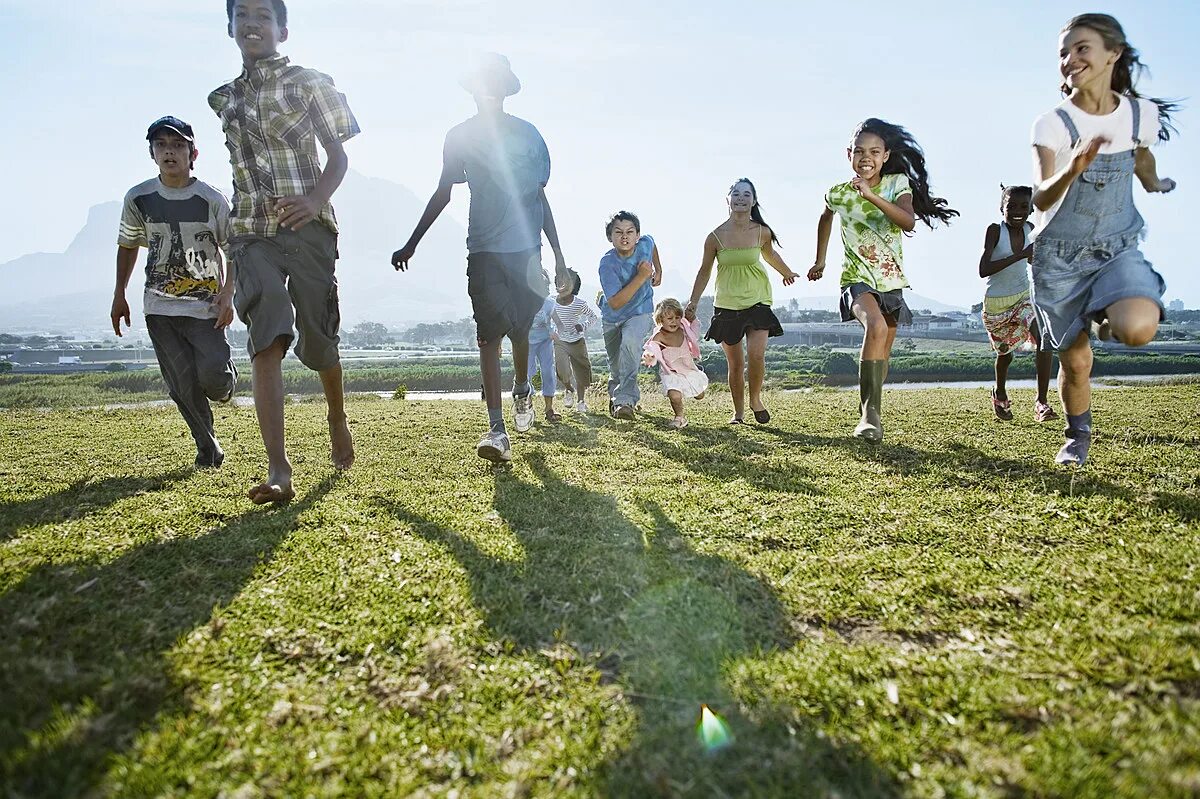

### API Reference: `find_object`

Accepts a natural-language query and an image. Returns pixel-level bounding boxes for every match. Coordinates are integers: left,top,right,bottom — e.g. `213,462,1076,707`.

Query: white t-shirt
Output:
1030,94,1160,231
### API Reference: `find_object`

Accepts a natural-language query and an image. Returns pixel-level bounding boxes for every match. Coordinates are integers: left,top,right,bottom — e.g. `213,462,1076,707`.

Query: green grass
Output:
1,387,1198,797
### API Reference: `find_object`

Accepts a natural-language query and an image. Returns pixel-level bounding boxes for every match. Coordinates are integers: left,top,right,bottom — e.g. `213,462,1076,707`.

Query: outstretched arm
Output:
540,188,568,279
1134,147,1176,194
808,207,835,281
392,177,454,271
759,228,798,285
685,233,719,319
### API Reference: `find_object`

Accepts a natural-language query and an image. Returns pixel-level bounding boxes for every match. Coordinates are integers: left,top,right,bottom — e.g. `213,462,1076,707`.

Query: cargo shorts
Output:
231,223,341,370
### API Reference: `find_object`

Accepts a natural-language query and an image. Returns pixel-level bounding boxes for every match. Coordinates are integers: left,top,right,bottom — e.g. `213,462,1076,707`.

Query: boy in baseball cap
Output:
113,115,237,468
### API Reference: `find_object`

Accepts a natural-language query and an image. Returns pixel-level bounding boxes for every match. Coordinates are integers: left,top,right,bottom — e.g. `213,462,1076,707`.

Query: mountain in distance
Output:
0,170,965,334
0,170,474,334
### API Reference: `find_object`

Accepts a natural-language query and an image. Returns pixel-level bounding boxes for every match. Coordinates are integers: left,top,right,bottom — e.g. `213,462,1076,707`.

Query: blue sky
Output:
1,0,1197,307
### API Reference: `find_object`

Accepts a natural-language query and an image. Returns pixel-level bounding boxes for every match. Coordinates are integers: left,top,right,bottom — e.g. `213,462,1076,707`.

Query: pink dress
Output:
642,318,709,399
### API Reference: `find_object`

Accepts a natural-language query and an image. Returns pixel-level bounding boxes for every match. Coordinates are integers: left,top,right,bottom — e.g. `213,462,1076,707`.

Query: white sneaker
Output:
563,389,575,409
576,400,589,414
513,392,534,433
476,430,512,463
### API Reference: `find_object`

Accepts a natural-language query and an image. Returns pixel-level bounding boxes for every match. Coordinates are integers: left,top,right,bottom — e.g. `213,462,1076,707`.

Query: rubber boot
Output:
853,360,885,443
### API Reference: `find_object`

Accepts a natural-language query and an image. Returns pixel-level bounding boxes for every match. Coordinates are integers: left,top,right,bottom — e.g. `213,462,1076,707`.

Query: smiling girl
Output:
809,119,957,443
643,298,708,429
685,179,798,425
1030,13,1177,466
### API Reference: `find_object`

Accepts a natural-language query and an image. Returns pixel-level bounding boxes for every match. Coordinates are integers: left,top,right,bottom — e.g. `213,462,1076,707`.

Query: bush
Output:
392,383,407,400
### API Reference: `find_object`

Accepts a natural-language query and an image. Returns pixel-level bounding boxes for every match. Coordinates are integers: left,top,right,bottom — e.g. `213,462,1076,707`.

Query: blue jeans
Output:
527,336,556,397
603,313,652,407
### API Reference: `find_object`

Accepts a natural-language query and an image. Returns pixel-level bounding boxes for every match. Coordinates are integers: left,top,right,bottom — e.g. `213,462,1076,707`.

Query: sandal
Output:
669,416,688,429
729,416,745,425
752,407,771,424
545,410,562,423
991,388,1013,421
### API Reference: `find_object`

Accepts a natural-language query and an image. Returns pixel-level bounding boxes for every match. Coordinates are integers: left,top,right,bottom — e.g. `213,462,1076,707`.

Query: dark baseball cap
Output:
146,116,195,142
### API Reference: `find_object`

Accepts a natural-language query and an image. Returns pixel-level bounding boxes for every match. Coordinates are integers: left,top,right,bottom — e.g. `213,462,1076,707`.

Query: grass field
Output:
1,386,1198,797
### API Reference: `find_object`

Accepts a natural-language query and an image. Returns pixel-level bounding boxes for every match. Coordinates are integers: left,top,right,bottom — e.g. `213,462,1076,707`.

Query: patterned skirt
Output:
982,291,1037,354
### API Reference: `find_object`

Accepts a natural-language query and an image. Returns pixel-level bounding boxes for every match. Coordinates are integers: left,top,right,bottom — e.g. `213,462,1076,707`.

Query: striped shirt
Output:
208,54,360,238
551,297,600,343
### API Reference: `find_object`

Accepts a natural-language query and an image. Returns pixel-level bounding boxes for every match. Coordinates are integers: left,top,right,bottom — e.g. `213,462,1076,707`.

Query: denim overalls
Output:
1030,99,1166,351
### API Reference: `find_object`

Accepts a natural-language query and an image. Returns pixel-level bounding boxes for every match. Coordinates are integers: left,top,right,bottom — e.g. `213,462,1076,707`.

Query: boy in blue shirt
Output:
598,211,662,419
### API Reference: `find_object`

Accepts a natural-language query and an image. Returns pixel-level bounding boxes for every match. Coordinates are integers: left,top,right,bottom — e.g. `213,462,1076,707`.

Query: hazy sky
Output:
1,0,1197,307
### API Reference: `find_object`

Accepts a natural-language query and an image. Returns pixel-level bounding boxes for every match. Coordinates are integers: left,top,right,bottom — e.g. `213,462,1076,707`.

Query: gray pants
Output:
146,314,236,456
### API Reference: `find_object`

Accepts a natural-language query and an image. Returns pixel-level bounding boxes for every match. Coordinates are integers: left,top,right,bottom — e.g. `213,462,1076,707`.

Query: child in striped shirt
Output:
551,269,600,413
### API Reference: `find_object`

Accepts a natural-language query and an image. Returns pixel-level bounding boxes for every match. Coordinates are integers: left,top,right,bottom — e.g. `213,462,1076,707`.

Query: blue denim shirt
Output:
598,235,655,325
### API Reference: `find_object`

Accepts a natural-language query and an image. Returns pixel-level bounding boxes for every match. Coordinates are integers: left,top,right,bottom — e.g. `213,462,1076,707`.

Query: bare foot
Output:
248,475,295,505
329,413,355,470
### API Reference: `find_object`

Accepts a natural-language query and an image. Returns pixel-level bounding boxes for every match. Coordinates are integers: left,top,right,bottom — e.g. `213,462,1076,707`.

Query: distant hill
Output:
0,171,965,333
0,171,473,333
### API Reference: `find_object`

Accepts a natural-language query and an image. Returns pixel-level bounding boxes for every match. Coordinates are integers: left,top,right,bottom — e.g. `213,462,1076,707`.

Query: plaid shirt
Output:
208,54,360,238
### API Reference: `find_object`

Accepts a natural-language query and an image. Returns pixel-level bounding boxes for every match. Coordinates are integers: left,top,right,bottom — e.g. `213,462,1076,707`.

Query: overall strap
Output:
711,230,724,249
1055,108,1081,148
1129,96,1142,145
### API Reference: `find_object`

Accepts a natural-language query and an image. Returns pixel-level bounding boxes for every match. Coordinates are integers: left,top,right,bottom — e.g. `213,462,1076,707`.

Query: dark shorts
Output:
839,283,913,326
231,223,341,371
467,248,547,346
704,303,783,345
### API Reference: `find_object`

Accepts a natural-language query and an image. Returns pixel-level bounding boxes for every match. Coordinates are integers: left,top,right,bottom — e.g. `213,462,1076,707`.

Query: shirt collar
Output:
240,53,289,81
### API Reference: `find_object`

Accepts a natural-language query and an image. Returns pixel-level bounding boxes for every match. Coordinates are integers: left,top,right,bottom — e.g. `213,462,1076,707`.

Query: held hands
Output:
684,300,697,322
391,242,417,272
807,264,826,282
274,195,320,231
212,290,235,329
554,250,569,285
110,294,131,337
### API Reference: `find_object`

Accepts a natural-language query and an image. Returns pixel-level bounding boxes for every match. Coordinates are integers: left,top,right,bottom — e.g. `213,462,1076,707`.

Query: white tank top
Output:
985,221,1033,298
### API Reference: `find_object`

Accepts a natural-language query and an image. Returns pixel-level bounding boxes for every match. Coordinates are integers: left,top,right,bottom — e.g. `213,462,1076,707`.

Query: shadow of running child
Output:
374,453,898,796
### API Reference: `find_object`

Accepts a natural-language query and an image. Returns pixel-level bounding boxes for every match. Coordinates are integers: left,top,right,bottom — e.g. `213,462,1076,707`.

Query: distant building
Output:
1169,299,1185,312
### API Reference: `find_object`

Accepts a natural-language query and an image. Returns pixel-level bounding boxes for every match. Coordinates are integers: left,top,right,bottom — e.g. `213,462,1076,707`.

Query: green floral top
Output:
825,173,913,292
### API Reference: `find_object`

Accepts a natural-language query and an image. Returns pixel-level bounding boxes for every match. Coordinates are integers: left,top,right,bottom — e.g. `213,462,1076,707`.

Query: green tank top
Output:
713,234,773,311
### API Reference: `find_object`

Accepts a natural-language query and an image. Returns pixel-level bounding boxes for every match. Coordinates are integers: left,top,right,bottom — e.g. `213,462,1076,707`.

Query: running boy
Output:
392,52,569,464
113,116,236,469
210,0,360,503
599,211,662,419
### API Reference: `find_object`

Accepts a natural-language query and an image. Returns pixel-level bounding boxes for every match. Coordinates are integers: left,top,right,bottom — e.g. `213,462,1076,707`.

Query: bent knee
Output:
1111,319,1158,347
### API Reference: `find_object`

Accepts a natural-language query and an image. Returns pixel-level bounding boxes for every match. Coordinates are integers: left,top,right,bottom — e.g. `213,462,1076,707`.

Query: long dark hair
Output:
729,178,780,246
853,119,958,229
1060,14,1179,142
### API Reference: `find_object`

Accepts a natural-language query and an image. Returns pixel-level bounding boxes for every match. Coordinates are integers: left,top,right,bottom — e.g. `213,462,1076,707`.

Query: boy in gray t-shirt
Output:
113,116,237,468
393,53,569,464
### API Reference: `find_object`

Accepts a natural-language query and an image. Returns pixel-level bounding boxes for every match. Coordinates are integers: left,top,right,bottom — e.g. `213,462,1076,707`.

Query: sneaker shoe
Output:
669,416,688,429
563,389,575,410
609,398,616,417
1034,401,1059,422
476,430,512,463
576,400,590,414
614,404,635,420
991,388,1013,421
513,392,534,433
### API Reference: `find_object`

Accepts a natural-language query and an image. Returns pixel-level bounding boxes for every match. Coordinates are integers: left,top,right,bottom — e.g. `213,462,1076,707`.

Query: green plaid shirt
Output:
208,54,360,238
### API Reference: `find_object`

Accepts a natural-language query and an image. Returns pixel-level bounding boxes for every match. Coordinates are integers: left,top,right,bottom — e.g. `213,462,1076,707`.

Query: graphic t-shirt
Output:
442,113,551,255
825,173,913,292
598,235,656,324
1030,95,1161,231
118,178,231,319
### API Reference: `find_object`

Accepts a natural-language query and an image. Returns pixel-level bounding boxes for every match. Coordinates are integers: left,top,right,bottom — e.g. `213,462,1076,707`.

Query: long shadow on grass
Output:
0,475,340,797
756,426,1200,522
0,469,193,543
375,455,897,796
624,423,822,496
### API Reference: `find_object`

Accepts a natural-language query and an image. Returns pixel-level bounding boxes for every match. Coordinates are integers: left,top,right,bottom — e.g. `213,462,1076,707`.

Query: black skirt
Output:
704,303,784,345
839,283,913,326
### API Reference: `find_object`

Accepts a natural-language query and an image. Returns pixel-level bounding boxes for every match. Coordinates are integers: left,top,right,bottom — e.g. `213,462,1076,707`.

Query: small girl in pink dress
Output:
642,298,709,428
